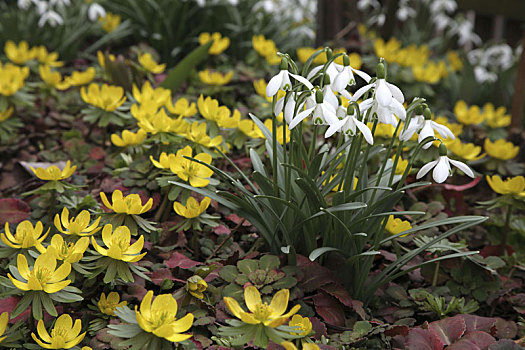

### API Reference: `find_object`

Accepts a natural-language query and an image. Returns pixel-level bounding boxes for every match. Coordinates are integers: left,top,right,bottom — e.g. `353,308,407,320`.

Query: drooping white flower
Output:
307,58,371,94
288,90,338,129
417,144,474,183
88,3,106,21
266,69,313,97
325,105,374,144
38,10,64,27
400,107,454,148
274,92,305,124
17,0,32,10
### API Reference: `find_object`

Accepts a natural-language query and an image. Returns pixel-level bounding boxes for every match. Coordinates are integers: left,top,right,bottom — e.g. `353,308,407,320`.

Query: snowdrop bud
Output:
376,62,386,79
438,143,448,156
414,105,424,115
423,107,432,120
280,57,288,71
323,73,331,85
347,104,355,115
325,47,333,60
343,54,350,67
315,89,324,104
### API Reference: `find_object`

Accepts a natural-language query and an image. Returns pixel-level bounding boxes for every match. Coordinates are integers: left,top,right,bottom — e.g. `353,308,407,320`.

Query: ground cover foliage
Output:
0,0,524,349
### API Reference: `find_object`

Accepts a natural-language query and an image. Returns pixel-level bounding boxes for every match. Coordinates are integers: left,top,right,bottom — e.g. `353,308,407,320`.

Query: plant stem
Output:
432,261,440,287
154,191,169,223
501,204,513,255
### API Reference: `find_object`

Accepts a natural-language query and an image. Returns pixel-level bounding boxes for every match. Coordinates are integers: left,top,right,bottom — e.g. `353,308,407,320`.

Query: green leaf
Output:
161,42,212,92
219,266,239,283
237,259,259,274
259,255,280,270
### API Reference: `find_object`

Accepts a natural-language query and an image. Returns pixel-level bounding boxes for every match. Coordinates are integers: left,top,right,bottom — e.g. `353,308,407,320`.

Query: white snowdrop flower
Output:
38,10,64,27
307,58,370,93
266,62,314,98
288,89,338,129
88,3,106,21
34,0,47,15
357,0,380,10
17,0,32,10
399,113,424,141
325,104,374,144
429,0,457,14
417,143,474,183
396,0,416,22
274,92,305,125
418,110,455,149
473,66,497,83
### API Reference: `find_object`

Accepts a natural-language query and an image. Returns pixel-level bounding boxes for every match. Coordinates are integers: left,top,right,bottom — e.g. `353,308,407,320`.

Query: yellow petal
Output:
268,288,289,317
244,286,262,314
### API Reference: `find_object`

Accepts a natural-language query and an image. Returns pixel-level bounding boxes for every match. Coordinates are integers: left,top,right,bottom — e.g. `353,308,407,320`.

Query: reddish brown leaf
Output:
310,316,328,340
428,315,466,346
442,176,482,191
225,214,251,226
385,325,409,337
321,282,366,319
164,252,201,269
462,314,497,333
213,224,231,235
494,318,517,339
447,331,496,350
406,328,444,350
149,268,176,286
0,297,30,323
0,198,30,225
297,255,334,293
312,292,345,327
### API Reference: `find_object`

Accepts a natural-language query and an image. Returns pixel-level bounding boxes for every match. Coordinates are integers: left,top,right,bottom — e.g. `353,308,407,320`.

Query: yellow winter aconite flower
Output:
297,47,323,64
4,40,34,64
486,175,525,196
484,139,519,160
81,83,127,112
447,51,463,71
97,50,116,69
31,314,85,349
264,119,290,145
199,32,230,55
197,95,240,128
239,119,264,139
132,81,171,108
224,286,300,327
135,106,189,135
138,53,166,74
0,312,7,343
0,62,30,96
99,12,120,32
135,290,194,342
32,46,63,67
385,215,412,236
252,35,280,64
38,65,70,90
38,234,89,264
369,122,395,138
0,106,14,122
154,146,214,187
8,253,71,293
174,197,211,219
1,220,49,250
186,275,208,299
198,69,233,86
454,100,485,125
184,121,223,148
412,61,447,84
54,207,101,237
111,129,147,147
483,103,511,128
31,160,76,181
374,38,402,63
165,97,197,117
445,139,484,161
98,292,127,316
392,156,409,175
100,190,153,215
66,67,95,86
281,342,320,350
289,315,312,336
91,224,146,262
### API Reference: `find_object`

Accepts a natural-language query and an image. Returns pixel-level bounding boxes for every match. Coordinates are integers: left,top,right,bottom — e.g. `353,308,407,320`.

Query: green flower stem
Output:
154,191,170,223
501,204,513,255
432,260,441,287
272,95,279,196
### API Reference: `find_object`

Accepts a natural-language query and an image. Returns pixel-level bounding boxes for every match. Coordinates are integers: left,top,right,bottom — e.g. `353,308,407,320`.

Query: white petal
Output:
355,119,374,145
274,96,285,116
352,68,372,83
351,83,374,102
386,82,404,103
323,86,339,110
281,72,292,91
390,99,406,120
288,107,315,129
432,156,451,183
359,98,374,112
306,65,323,80
284,98,298,125
321,104,339,124
340,89,353,100
449,159,475,178
375,79,393,107
431,121,455,139
266,70,284,97
325,118,347,138
419,122,435,148
416,159,438,179
289,72,314,90
333,70,351,92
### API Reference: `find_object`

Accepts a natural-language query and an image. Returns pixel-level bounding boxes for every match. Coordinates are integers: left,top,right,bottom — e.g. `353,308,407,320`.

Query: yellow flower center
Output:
151,310,172,329
35,267,52,283
253,303,272,322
